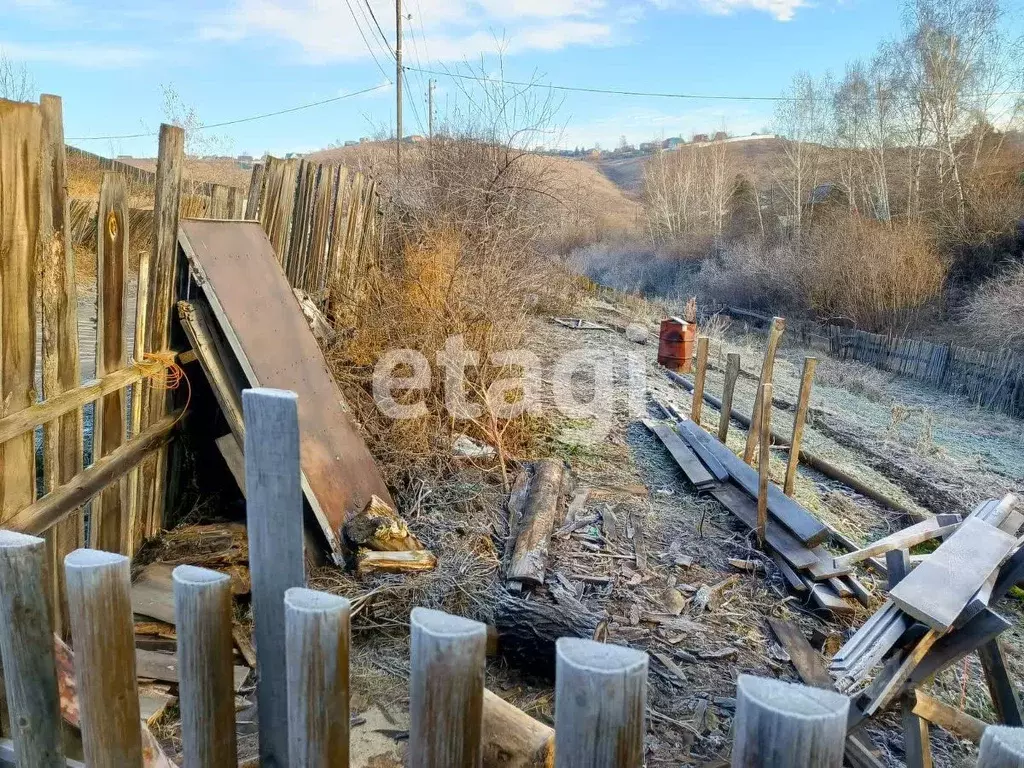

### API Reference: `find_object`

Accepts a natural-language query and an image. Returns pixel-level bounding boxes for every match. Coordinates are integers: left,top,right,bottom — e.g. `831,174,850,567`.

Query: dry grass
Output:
963,263,1024,352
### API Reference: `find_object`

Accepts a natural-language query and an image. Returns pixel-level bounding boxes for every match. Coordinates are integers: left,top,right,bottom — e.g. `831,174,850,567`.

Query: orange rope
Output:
140,351,192,427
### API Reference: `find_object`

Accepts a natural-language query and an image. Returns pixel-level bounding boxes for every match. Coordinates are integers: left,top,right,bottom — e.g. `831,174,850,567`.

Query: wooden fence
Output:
66,145,235,200
719,306,1024,420
247,155,382,312
0,386,1023,766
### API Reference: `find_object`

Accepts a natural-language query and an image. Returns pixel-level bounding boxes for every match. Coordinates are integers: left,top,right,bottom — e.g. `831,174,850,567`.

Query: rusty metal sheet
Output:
177,219,393,558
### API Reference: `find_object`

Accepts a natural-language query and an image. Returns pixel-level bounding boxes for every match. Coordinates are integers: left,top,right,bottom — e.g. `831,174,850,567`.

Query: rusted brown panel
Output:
178,219,394,557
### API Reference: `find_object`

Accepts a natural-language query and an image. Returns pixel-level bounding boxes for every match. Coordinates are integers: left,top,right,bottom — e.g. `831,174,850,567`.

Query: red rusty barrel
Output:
658,317,695,372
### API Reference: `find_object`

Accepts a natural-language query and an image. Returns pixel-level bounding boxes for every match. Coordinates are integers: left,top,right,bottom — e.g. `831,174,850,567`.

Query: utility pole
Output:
427,79,435,140
395,0,403,177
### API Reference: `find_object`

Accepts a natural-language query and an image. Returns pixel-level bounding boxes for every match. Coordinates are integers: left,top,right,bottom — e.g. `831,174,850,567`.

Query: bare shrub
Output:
963,263,1024,350
568,237,697,299
803,214,946,331
0,50,33,101
692,239,806,314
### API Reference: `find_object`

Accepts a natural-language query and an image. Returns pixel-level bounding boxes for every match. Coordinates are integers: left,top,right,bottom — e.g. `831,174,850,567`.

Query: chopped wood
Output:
233,625,257,668
829,515,962,571
356,549,437,575
343,495,425,552
652,651,689,685
662,588,688,616
482,689,554,768
891,518,1017,631
506,459,566,586
493,592,601,674
602,506,619,543
698,647,738,661
693,575,738,612
645,420,715,489
801,575,856,616
728,558,763,572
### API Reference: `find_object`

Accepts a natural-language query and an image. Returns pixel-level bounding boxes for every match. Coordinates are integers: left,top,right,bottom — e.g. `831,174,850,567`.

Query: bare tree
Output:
0,50,34,101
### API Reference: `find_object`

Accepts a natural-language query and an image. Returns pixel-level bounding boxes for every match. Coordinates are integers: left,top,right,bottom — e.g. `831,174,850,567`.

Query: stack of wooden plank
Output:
645,415,870,616
830,496,1024,744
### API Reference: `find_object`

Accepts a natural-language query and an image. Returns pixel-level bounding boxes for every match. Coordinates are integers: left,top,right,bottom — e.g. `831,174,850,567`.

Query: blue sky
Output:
1,0,927,157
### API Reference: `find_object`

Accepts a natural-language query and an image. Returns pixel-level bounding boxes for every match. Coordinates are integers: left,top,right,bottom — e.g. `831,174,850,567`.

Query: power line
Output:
66,83,390,141
406,65,1024,102
363,0,392,53
343,0,392,80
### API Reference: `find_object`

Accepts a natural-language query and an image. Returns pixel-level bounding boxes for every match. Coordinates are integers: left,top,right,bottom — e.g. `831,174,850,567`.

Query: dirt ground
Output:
318,291,1024,768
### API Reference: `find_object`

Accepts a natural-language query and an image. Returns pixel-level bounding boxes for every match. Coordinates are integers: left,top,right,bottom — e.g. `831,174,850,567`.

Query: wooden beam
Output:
675,418,729,482
864,630,940,716
912,691,987,744
708,484,818,570
691,336,710,424
718,353,740,443
744,317,785,464
177,301,246,439
757,382,772,546
979,640,1024,727
4,413,179,537
784,357,816,497
506,460,565,586
645,421,715,489
91,171,130,553
902,697,933,768
827,516,961,573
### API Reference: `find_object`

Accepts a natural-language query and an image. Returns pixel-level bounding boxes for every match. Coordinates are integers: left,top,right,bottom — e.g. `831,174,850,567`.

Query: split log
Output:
506,460,566,586
344,495,425,552
357,549,437,575
482,689,554,768
493,592,601,676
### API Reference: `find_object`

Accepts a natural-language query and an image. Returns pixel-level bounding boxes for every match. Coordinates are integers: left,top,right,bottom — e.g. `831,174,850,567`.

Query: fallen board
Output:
891,517,1017,631
708,484,818,571
644,421,716,489
674,418,729,482
679,418,828,546
135,648,249,690
178,219,394,557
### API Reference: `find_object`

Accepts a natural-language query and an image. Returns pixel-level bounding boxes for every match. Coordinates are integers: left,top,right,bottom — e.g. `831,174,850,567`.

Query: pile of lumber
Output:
822,495,1024,762
646,414,869,616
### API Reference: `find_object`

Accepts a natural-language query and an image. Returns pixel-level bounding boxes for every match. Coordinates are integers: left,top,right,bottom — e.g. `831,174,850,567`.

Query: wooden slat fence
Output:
0,95,252,641
0,385,1023,766
66,145,238,200
247,156,381,314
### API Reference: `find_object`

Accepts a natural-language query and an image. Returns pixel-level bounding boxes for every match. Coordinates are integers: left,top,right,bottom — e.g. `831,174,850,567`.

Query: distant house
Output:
692,133,710,144
344,140,359,147
713,131,729,141
663,137,684,149
639,141,660,153
236,154,254,169
403,135,426,143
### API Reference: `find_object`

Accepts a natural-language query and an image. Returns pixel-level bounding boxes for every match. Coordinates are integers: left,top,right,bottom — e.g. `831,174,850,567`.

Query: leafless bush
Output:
963,263,1024,350
692,239,806,314
568,237,697,299
0,51,33,101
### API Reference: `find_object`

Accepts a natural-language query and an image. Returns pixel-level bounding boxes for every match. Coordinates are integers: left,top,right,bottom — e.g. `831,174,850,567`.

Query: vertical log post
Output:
126,248,151,557
691,336,710,425
173,565,237,768
244,388,305,767
978,725,1024,767
554,638,647,768
756,383,773,546
285,588,351,767
92,171,129,553
783,357,817,497
134,124,184,547
744,317,785,464
0,532,64,766
732,675,848,768
64,549,142,767
718,353,740,443
409,607,486,768
38,94,83,639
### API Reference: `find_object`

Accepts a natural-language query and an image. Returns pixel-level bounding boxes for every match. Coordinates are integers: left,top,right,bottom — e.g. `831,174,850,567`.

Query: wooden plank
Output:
0,100,41,530
126,246,151,555
912,691,986,744
909,608,1011,686
135,123,184,544
91,171,130,553
863,629,940,716
805,578,856,616
134,648,249,690
645,421,715,489
675,418,729,482
131,562,176,624
681,418,828,546
179,220,394,556
38,94,83,640
784,357,816,497
771,552,807,592
244,162,265,220
743,317,785,463
244,388,306,767
177,301,246,439
708,485,818,570
891,518,1017,631
172,565,237,767
718,352,740,443
827,516,961,573
208,184,231,219
4,413,178,537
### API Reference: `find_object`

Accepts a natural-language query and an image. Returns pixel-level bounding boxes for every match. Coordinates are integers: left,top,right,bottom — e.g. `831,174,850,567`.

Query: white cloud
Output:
654,0,809,22
0,41,154,67
199,0,615,64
